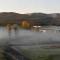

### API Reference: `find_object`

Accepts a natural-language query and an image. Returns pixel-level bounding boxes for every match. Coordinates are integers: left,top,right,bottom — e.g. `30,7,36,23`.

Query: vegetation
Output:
0,48,6,60
0,12,60,26
20,48,60,60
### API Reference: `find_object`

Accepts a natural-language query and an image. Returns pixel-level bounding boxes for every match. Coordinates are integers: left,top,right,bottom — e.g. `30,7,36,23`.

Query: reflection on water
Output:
0,26,60,46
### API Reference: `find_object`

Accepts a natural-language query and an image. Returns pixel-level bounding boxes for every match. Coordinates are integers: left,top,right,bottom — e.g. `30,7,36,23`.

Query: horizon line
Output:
0,11,60,14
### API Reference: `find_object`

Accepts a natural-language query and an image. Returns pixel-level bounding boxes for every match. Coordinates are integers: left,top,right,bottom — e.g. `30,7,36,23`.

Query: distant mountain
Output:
0,12,60,26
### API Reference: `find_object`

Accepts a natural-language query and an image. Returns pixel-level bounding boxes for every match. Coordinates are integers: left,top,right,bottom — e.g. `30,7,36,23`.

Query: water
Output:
0,26,60,46
0,26,59,48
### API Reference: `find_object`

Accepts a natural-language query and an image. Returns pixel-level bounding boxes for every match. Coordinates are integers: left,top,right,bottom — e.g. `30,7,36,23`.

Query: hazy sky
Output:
0,0,60,14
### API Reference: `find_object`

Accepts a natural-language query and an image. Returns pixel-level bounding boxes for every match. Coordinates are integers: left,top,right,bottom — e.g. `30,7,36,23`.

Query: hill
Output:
0,12,60,26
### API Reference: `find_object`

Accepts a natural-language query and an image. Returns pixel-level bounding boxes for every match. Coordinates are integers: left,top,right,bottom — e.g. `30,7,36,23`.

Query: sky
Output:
0,0,60,14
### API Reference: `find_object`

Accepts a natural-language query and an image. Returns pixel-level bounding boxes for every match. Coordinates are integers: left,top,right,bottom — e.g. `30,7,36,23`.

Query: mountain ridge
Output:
0,12,60,26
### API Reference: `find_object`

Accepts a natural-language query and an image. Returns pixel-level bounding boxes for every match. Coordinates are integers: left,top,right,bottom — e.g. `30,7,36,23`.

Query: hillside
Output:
0,12,60,26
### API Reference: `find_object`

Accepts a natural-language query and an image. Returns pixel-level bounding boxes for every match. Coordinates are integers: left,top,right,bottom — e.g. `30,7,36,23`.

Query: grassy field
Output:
20,47,60,60
0,46,60,60
0,48,6,60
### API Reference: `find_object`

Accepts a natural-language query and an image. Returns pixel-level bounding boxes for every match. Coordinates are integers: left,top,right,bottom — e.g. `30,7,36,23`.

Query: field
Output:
19,46,60,60
0,48,6,60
